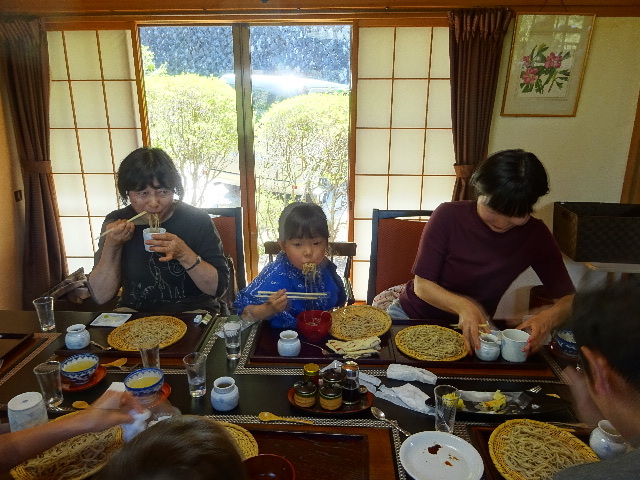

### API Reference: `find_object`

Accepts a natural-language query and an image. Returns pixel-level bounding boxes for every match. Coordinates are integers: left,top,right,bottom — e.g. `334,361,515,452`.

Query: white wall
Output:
492,17,640,318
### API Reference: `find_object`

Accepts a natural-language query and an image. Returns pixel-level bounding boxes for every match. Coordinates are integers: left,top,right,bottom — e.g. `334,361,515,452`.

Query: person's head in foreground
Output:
471,149,549,233
571,278,640,443
98,415,247,480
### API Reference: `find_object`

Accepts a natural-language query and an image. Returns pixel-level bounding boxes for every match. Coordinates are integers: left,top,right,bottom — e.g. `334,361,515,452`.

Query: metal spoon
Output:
258,411,314,425
91,340,113,351
371,407,412,436
300,341,333,356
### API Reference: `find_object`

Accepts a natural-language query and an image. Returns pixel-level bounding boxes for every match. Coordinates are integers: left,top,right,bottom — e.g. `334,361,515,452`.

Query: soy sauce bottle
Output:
341,361,360,405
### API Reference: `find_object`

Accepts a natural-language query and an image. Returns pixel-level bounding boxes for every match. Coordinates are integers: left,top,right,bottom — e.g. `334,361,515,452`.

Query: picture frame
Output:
501,13,595,117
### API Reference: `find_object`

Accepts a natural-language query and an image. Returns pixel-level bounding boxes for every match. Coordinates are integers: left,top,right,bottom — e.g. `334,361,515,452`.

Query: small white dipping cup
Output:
501,329,530,362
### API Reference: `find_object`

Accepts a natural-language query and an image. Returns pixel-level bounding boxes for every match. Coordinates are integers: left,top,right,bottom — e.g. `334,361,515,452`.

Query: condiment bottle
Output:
319,384,342,411
341,361,360,405
303,363,320,385
293,363,318,408
293,380,317,408
322,367,342,387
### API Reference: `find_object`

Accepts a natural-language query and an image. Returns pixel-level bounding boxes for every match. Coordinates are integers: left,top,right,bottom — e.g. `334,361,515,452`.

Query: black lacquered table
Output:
0,310,581,480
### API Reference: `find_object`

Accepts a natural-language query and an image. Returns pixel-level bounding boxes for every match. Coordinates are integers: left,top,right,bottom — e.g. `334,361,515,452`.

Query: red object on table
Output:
244,454,295,480
296,310,331,343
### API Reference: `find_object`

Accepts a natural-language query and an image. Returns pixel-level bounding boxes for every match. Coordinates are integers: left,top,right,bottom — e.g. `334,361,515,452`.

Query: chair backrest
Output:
205,207,247,291
263,241,357,305
367,209,432,305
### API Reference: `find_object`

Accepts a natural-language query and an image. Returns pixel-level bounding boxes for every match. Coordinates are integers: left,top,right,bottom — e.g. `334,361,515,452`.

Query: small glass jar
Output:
319,384,342,411
303,363,320,385
293,380,317,408
322,368,342,387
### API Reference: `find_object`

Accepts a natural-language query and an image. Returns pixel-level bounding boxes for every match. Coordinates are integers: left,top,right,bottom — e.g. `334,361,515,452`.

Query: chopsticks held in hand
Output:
450,323,488,329
256,290,328,299
96,211,148,239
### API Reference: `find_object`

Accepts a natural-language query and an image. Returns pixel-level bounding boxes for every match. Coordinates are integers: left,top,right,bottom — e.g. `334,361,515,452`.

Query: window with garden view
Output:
140,25,351,273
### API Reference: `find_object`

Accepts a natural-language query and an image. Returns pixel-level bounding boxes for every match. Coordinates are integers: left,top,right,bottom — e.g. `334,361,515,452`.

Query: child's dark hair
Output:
278,202,329,241
117,147,184,204
97,415,246,480
470,149,549,217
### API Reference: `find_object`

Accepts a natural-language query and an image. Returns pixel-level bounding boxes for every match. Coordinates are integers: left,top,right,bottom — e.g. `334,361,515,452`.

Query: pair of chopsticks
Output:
450,323,488,329
256,290,328,299
96,211,148,239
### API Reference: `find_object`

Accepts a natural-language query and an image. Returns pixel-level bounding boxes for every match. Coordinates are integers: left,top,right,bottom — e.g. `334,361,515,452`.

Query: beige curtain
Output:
0,16,67,308
448,8,514,200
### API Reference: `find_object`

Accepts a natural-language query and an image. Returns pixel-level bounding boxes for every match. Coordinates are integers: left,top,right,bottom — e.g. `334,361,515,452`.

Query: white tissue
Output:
107,382,126,392
121,409,152,442
374,384,433,415
387,364,437,385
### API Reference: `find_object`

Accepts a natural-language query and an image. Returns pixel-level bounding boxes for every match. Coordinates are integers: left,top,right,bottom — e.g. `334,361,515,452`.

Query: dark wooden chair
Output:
205,208,247,313
264,241,357,305
367,209,432,305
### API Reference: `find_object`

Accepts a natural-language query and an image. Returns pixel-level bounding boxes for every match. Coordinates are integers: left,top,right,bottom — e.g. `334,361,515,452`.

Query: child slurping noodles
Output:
233,202,347,329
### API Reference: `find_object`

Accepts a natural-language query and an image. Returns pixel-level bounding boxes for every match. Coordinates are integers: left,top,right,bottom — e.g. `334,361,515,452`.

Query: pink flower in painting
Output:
522,55,532,67
521,68,539,84
544,52,563,69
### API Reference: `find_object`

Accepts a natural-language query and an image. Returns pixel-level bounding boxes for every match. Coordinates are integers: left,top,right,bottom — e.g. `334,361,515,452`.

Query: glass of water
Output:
182,352,207,398
434,384,459,433
223,319,242,359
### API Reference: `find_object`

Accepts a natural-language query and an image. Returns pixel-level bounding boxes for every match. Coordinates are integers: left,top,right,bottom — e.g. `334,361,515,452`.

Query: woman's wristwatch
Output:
185,255,201,272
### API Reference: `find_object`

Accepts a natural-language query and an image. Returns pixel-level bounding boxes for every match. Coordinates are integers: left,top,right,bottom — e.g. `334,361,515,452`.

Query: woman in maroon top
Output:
393,149,575,355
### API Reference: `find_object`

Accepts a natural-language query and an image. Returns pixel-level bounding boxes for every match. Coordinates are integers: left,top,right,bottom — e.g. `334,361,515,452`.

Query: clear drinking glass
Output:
139,342,161,369
223,320,242,360
434,384,459,433
33,361,63,407
32,296,55,331
183,352,207,398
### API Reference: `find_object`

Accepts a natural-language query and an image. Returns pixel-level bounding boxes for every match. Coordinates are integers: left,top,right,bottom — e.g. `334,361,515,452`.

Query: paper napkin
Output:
375,383,434,415
326,336,381,359
387,364,437,384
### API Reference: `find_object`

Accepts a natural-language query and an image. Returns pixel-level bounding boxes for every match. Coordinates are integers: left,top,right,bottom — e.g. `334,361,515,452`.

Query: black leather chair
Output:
205,208,247,312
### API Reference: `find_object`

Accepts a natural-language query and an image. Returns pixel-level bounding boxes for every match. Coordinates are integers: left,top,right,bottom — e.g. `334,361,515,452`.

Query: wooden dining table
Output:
0,309,583,480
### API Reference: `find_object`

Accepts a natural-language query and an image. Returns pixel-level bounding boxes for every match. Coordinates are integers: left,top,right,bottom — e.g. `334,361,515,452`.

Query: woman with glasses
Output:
89,147,229,314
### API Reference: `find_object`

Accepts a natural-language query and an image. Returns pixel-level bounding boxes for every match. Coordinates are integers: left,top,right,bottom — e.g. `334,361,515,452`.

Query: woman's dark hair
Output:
117,147,184,204
278,202,329,241
571,278,640,393
470,149,549,217
97,415,247,480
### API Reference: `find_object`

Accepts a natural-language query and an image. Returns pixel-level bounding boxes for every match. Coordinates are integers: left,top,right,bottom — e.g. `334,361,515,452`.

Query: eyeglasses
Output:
128,188,173,200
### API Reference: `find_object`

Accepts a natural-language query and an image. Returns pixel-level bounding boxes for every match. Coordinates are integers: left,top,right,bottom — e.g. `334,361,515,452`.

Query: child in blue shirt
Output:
234,202,346,329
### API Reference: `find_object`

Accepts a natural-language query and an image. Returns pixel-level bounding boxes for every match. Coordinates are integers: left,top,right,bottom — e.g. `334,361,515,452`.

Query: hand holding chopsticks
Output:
96,211,148,239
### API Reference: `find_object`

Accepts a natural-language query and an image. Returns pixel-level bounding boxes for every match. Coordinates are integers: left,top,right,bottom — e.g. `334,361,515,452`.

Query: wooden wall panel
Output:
3,0,640,17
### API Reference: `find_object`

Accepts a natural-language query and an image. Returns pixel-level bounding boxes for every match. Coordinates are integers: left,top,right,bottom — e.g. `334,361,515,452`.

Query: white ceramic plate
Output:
399,431,484,480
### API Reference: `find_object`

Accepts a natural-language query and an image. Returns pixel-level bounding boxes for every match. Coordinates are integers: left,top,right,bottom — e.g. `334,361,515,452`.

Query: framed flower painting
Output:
501,14,595,117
